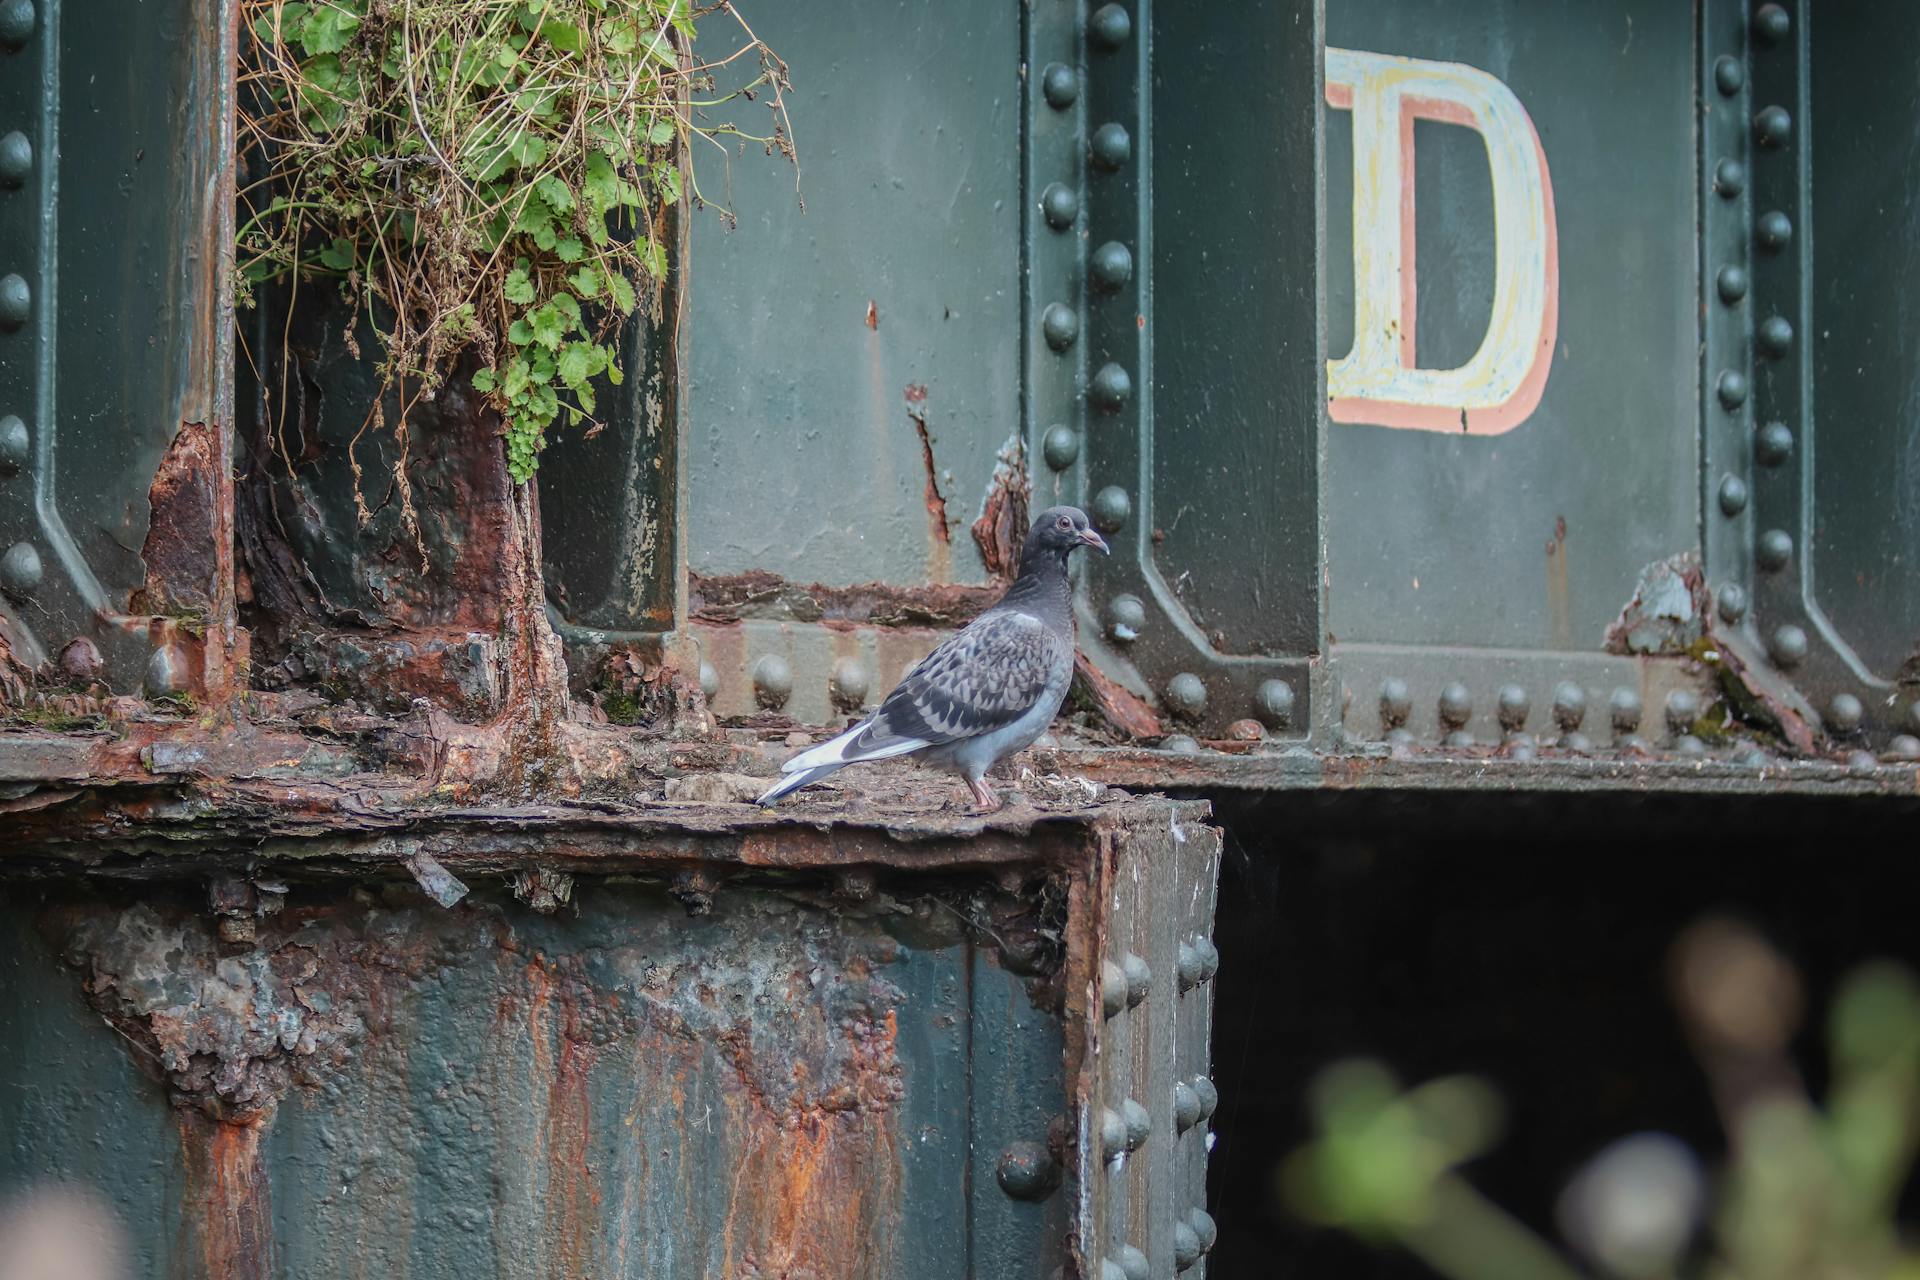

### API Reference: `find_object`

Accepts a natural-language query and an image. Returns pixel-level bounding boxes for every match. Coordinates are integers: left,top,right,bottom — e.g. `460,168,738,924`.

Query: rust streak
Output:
903,386,952,585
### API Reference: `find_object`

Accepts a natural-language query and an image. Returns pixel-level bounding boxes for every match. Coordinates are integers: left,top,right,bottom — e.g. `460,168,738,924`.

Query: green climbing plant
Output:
237,0,792,486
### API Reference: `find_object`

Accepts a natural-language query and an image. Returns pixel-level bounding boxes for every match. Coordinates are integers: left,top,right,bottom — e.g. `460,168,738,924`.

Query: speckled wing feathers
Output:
849,609,1068,757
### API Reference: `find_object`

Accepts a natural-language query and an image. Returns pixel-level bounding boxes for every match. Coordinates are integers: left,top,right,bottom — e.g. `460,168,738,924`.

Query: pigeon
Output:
757,505,1109,811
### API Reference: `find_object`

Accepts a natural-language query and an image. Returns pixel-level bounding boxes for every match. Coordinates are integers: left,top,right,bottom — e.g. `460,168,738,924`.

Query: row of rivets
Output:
1176,936,1219,990
1372,678,1722,751
725,653,881,714
1100,1098,1151,1159
1144,672,1295,734
0,9,36,607
1100,951,1152,1018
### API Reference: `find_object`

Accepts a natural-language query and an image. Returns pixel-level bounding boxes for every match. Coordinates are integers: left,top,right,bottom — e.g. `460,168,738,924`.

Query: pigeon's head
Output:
1024,506,1109,565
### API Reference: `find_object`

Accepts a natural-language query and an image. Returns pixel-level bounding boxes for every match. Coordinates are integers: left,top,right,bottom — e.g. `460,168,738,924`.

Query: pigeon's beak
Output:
1078,528,1110,555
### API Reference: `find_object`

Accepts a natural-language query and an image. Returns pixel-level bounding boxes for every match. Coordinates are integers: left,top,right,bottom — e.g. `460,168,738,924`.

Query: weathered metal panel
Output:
1323,0,1698,653
684,1,1022,589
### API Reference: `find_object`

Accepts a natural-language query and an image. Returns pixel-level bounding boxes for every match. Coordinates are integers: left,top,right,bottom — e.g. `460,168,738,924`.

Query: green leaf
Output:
531,218,559,252
555,237,586,264
575,380,597,415
502,357,531,398
606,360,624,386
507,317,534,346
642,237,668,282
583,151,621,215
530,306,566,350
537,176,576,214
540,20,583,53
298,3,360,57
656,163,681,206
504,267,535,305
471,367,498,393
317,236,356,271
557,343,594,389
647,118,675,146
549,292,582,327
606,272,638,315
569,266,601,299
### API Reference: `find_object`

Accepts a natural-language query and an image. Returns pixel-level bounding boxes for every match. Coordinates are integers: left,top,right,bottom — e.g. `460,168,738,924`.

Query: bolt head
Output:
1041,424,1079,470
0,414,24,474
1757,210,1793,251
1609,687,1643,732
1161,732,1200,755
0,0,32,48
1755,420,1793,467
1437,682,1472,729
1754,105,1792,148
1101,959,1128,1018
1714,158,1746,198
1378,677,1411,729
1717,583,1749,623
1754,3,1790,45
1090,362,1132,410
0,131,30,188
1716,370,1748,409
1675,734,1707,756
697,660,718,704
1091,484,1131,533
1191,1075,1218,1119
1041,61,1078,109
1188,1208,1218,1253
1714,54,1745,96
0,539,42,593
1887,734,1920,761
829,656,871,710
1173,1222,1202,1270
1104,593,1147,643
1561,731,1593,753
0,273,29,330
1550,682,1587,730
1120,1097,1151,1151
1716,264,1748,304
1756,528,1794,572
56,637,102,683
1042,302,1079,352
1255,678,1295,731
1090,240,1133,290
1848,749,1879,776
1091,121,1132,171
1757,314,1793,357
1115,1246,1149,1280
1718,474,1750,516
1089,2,1131,49
1164,671,1207,720
1496,685,1530,732
750,654,793,709
1174,1081,1202,1132
144,643,189,697
1665,689,1701,734
1826,692,1863,735
1121,952,1151,1006
995,1141,1059,1201
1099,1108,1128,1160
1768,623,1809,669
1040,181,1079,230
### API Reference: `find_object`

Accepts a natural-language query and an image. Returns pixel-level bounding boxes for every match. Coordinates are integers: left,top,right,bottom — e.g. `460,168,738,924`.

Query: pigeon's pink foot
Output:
966,777,1003,813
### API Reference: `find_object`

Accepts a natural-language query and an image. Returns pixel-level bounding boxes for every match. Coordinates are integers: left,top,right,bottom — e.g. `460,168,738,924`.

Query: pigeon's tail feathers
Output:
756,764,841,807
779,721,928,774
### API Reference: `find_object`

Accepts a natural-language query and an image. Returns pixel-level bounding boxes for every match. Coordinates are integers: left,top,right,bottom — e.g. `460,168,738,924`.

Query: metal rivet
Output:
1716,265,1748,304
1115,1246,1149,1280
1718,474,1749,516
1191,1075,1218,1120
1768,623,1808,669
1847,749,1880,776
1091,485,1130,533
1174,1081,1202,1132
1609,687,1643,733
1753,105,1792,148
1379,677,1411,730
1164,672,1207,720
1756,528,1793,572
1099,1108,1129,1160
1888,735,1920,762
1754,3,1790,45
1716,370,1748,409
1254,678,1294,731
1826,693,1863,735
0,131,29,188
1675,734,1707,756
750,654,793,710
1040,182,1079,230
1551,682,1586,732
1665,689,1700,736
1091,122,1131,171
1121,952,1150,1006
1090,240,1133,290
1089,3,1131,49
0,539,41,592
1734,742,1770,767
1101,1263,1126,1280
1041,424,1079,470
0,0,32,48
1755,420,1793,467
1106,593,1146,643
0,413,26,474
1714,158,1745,198
1757,210,1793,251
1042,302,1079,352
1101,959,1128,1018
57,637,102,684
1188,1208,1218,1254
698,660,718,704
0,273,28,330
1173,1222,1202,1271
1120,1098,1150,1152
829,657,871,711
1437,682,1472,731
1714,54,1745,96
1757,315,1793,357
1041,62,1078,109
1177,936,1218,990
1162,733,1200,755
995,1141,1058,1201
1496,685,1529,733
1090,362,1132,410
1717,583,1748,623
145,643,189,697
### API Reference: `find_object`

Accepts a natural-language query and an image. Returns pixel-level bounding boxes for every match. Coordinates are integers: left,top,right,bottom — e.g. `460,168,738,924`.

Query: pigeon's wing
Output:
849,609,1068,758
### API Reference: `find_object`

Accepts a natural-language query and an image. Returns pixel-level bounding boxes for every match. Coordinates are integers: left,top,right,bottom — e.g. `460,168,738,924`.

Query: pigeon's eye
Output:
1056,516,1071,530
